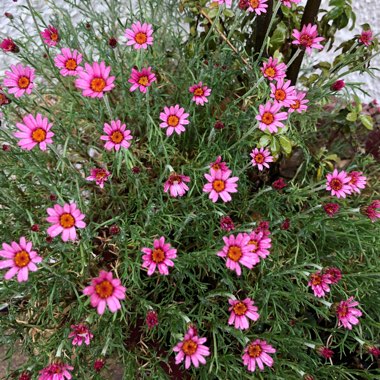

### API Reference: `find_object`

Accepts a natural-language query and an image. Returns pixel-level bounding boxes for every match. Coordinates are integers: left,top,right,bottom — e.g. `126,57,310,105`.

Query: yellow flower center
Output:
254,153,264,164
50,33,59,41
152,248,166,263
90,78,106,92
290,100,300,109
249,0,260,8
262,112,274,125
182,340,198,356
65,58,77,70
59,213,75,228
275,89,286,101
194,87,204,96
248,239,258,252
227,246,242,262
138,75,149,86
248,344,262,358
95,280,114,299
167,115,179,127
135,32,147,44
32,128,46,143
233,302,248,316
18,76,30,89
311,274,322,286
212,179,225,192
14,250,31,268
264,67,276,77
110,130,124,144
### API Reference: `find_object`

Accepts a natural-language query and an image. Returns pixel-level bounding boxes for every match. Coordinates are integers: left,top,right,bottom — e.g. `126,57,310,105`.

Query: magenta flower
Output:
93,358,106,372
210,156,229,172
250,147,273,171
256,101,288,133
246,0,268,14
173,326,210,369
323,203,340,217
292,24,325,55
75,61,115,98
308,271,332,298
325,267,342,284
164,173,191,198
245,230,271,261
159,105,190,136
348,171,367,194
141,236,177,276
14,113,54,151
83,270,126,315
272,177,287,190
0,237,42,282
336,297,362,330
220,216,235,232
125,21,153,49
86,168,110,188
317,346,334,359
54,48,83,76
331,79,345,91
46,202,86,242
228,298,260,330
261,57,287,81
146,310,159,328
40,25,60,47
363,200,380,222
189,82,211,105
68,324,94,346
217,233,257,276
242,339,276,372
0,38,19,53
203,168,239,203
281,0,301,7
359,30,373,46
270,79,297,107
288,91,309,113
3,64,35,98
326,169,352,198
38,363,73,380
128,67,156,93
101,120,133,151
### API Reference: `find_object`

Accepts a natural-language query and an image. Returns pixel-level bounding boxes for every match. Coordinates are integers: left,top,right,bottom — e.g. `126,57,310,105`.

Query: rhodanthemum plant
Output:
0,0,379,379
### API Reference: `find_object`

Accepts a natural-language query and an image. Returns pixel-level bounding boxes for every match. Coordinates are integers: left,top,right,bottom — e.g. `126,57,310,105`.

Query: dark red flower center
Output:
300,34,313,47
330,179,343,191
14,250,30,268
168,174,182,185
95,280,114,298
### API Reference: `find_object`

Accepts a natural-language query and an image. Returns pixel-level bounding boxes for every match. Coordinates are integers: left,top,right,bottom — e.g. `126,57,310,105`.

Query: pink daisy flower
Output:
246,0,268,15
359,30,373,46
75,61,115,98
54,48,83,77
326,169,352,198
270,79,297,107
86,168,111,188
228,298,260,330
124,21,153,49
0,237,42,282
348,171,367,193
68,324,94,346
242,339,276,372
40,25,60,47
281,0,301,7
363,200,380,222
203,168,239,203
256,101,288,133
164,173,191,198
336,297,362,330
250,147,273,171
14,113,54,151
189,82,211,105
0,38,19,53
210,156,229,172
159,105,190,136
307,271,332,298
46,202,86,242
217,233,257,276
325,267,342,284
288,91,309,113
261,57,287,81
292,24,325,55
173,326,210,369
128,67,156,93
38,363,73,380
245,230,271,261
101,120,133,151
323,203,340,217
3,64,35,98
83,270,126,315
141,236,177,276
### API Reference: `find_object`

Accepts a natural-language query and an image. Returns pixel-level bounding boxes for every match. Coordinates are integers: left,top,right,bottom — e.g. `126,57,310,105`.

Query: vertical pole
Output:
253,0,274,55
